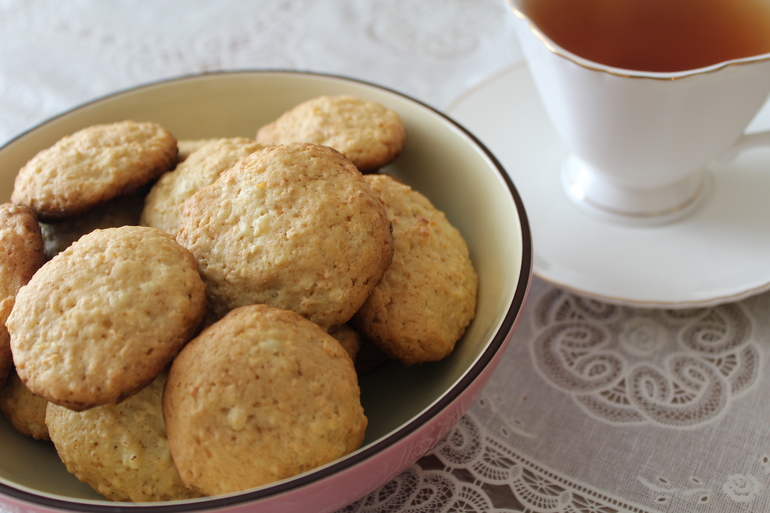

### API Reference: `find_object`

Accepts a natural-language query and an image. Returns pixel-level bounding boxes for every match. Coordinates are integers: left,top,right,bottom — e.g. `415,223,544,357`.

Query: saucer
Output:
447,63,770,308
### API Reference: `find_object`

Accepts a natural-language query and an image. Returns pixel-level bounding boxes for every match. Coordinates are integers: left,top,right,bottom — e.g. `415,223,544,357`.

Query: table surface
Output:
3,1,770,512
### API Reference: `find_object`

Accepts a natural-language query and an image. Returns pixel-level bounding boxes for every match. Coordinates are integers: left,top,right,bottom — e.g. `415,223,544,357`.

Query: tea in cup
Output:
506,0,770,222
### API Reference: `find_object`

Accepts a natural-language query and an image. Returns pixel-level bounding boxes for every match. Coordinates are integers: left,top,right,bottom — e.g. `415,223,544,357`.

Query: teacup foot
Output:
561,156,708,225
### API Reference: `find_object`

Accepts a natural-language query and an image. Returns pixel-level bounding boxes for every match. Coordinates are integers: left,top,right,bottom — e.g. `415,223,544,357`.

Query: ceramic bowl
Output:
0,71,532,513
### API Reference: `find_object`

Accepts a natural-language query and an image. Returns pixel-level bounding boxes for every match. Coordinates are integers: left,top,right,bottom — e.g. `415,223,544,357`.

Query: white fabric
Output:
346,278,770,512
2,2,770,512
0,0,519,146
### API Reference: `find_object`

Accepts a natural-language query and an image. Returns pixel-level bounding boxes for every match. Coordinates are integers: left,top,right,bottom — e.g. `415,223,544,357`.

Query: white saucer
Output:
447,63,770,308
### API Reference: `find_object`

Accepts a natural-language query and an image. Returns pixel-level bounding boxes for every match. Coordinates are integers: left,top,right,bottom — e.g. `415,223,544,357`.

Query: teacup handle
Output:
718,131,770,164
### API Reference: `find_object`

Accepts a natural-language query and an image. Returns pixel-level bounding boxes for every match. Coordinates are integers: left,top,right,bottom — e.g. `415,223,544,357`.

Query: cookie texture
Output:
164,304,367,496
11,121,177,221
331,323,362,363
177,143,393,330
47,372,202,502
0,368,49,440
256,95,405,172
40,193,145,259
7,225,207,410
0,203,45,387
352,174,478,366
141,138,263,236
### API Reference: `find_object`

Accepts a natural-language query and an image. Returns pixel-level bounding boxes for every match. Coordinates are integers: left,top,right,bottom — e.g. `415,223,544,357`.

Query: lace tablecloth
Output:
3,1,770,512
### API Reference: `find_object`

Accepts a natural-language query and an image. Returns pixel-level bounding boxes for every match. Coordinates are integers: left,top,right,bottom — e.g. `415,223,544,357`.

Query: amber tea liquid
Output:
520,0,770,72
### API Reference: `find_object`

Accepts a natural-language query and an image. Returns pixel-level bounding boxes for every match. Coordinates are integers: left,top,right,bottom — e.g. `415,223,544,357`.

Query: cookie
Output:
256,95,405,172
0,203,45,387
176,138,221,162
0,368,49,441
330,323,362,363
163,304,367,496
177,143,393,331
40,192,146,259
11,121,177,221
7,225,207,410
141,138,264,236
46,372,202,502
352,174,478,366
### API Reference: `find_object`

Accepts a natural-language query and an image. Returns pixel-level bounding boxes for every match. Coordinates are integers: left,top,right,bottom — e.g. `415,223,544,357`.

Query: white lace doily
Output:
2,1,770,512
347,278,770,512
0,0,520,147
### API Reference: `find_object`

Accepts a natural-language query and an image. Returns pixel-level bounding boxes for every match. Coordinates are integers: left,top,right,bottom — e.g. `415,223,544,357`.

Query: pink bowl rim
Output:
0,69,533,512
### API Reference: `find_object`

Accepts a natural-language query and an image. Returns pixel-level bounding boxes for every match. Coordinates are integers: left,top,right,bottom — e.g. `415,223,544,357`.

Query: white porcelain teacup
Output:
506,0,770,222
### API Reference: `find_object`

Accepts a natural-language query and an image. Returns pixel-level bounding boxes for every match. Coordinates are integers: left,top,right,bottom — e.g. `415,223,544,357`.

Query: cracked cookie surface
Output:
47,372,202,502
177,143,393,330
256,95,405,172
353,174,478,366
11,121,176,221
164,304,367,496
0,203,45,387
8,225,207,410
141,137,264,236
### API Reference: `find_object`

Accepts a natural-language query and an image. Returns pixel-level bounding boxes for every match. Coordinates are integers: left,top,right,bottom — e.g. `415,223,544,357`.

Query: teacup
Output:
506,0,770,223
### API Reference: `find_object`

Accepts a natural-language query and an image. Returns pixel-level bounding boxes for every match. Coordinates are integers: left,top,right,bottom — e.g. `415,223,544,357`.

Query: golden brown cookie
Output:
352,174,478,366
177,143,393,330
7,225,207,411
46,372,202,502
11,121,177,221
0,368,49,440
141,138,264,236
256,95,405,172
164,304,367,496
0,203,45,387
40,193,145,259
330,323,362,362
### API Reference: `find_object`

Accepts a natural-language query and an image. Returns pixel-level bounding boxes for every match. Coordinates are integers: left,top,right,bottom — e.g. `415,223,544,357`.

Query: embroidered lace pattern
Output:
345,413,652,513
345,280,770,512
530,288,760,427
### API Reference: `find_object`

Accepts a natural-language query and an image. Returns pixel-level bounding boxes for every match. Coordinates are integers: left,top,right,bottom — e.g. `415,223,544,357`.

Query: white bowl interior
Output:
0,72,529,506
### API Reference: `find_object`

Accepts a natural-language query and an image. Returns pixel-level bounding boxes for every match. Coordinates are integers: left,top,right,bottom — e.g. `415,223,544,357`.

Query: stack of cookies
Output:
0,95,478,501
